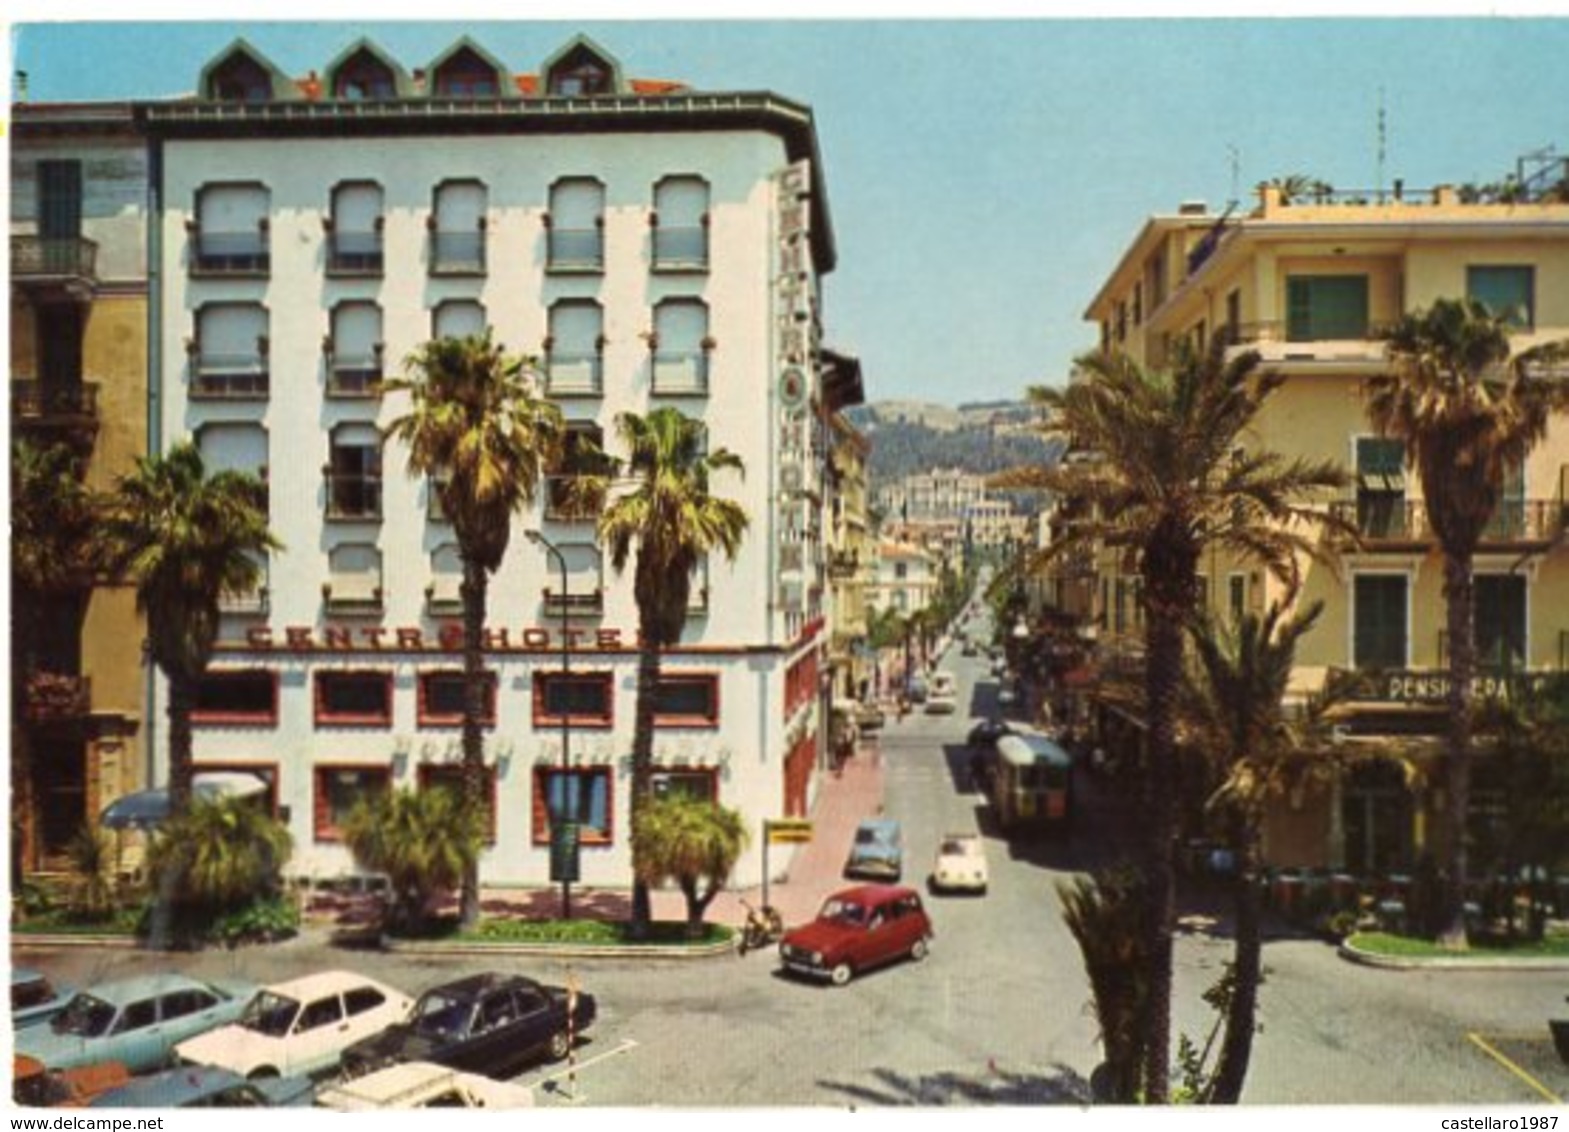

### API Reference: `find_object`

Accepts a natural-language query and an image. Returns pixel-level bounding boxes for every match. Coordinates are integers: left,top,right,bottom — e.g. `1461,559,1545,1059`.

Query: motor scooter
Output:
736,898,784,956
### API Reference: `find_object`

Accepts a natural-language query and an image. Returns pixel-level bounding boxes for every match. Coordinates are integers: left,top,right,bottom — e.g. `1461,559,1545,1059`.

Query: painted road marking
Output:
1468,1031,1563,1104
534,1037,640,1097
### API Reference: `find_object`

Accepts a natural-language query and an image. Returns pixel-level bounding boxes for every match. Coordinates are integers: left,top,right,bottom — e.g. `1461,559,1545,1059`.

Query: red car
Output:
777,885,934,986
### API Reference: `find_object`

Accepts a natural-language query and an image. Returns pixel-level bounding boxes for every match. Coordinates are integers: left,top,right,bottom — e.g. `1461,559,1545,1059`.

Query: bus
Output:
991,731,1074,833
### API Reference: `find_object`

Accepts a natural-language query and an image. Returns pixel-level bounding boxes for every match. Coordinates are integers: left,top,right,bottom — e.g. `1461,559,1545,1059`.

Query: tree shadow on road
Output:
816,1062,1092,1106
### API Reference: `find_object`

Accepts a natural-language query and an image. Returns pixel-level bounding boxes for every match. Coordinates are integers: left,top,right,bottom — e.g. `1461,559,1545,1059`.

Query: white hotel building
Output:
142,34,843,886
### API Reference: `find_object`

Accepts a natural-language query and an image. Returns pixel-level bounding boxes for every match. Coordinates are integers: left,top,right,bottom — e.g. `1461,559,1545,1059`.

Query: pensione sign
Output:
242,624,631,653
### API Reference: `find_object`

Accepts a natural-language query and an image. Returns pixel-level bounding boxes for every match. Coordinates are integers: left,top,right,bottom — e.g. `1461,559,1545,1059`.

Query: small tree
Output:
146,796,293,942
342,788,483,935
65,825,116,922
1059,868,1152,1104
631,795,749,939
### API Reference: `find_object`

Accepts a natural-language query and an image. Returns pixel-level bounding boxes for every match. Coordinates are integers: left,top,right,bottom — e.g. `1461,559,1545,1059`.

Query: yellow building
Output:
824,351,872,701
1081,166,1569,873
10,103,149,872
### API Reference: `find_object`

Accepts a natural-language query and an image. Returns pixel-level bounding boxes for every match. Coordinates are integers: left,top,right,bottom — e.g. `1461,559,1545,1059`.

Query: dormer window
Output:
434,47,500,97
544,39,620,96
211,54,272,102
554,62,609,96
334,49,396,100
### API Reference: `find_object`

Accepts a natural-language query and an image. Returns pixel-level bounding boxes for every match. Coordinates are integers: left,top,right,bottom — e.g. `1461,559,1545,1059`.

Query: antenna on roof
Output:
1376,86,1387,201
1227,144,1240,209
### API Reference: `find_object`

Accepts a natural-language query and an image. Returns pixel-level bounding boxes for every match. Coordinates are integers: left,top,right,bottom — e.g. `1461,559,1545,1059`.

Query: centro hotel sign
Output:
240,624,633,653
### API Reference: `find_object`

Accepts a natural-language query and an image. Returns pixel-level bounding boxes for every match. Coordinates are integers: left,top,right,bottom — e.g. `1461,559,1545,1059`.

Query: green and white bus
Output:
992,731,1074,832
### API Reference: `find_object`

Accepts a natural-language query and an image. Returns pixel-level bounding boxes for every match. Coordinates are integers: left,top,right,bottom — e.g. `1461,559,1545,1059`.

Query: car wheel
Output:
248,1066,279,1081
548,1029,572,1061
829,962,854,987
911,937,930,961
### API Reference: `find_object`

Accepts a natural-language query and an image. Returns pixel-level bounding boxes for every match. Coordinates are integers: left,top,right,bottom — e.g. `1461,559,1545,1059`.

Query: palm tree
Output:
105,442,277,816
342,788,484,935
1369,297,1569,947
1059,868,1151,1103
631,794,750,939
384,330,565,929
595,407,748,937
1010,339,1348,1101
148,794,293,917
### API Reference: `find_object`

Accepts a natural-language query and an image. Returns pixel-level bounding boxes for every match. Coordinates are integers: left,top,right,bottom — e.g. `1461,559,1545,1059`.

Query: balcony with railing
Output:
546,227,604,273
542,584,604,617
325,350,383,398
191,353,270,401
189,228,270,277
1219,319,1394,366
1329,498,1563,549
324,471,384,521
545,352,603,397
325,229,384,276
652,225,708,271
11,380,101,431
428,229,486,275
543,475,605,523
323,581,384,616
828,549,860,580
220,580,270,616
651,350,710,396
22,672,92,723
11,235,99,299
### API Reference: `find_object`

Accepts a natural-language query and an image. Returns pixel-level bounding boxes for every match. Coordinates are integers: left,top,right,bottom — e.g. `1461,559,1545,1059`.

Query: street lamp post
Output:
527,529,574,920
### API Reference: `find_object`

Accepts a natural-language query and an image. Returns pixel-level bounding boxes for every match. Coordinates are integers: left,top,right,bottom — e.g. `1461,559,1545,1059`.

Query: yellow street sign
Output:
766,819,813,844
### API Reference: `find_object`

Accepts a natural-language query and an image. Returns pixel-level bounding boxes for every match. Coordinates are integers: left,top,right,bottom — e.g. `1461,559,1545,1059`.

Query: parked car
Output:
778,885,934,986
90,1065,314,1108
930,832,989,894
316,1061,535,1110
175,971,413,1080
13,1055,130,1108
16,974,256,1075
340,972,595,1079
844,818,903,881
924,690,957,714
12,969,74,1029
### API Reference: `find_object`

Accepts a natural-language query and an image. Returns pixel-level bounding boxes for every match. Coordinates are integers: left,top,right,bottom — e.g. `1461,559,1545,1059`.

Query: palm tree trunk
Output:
1439,551,1475,949
1140,599,1183,1104
459,555,488,931
628,640,661,938
1210,810,1262,1104
167,672,196,815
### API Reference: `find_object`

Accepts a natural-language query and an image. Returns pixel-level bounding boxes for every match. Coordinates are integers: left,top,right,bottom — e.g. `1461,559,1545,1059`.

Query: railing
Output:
324,584,384,615
23,672,91,722
651,351,710,396
326,230,384,275
426,587,463,617
828,550,860,579
324,473,383,520
1220,320,1395,352
652,226,708,270
326,353,383,398
543,476,604,522
543,588,605,616
219,584,270,616
1330,498,1562,546
11,235,99,282
545,353,603,397
429,230,486,275
191,355,270,400
190,230,270,275
547,228,604,272
1437,631,1526,672
11,380,100,422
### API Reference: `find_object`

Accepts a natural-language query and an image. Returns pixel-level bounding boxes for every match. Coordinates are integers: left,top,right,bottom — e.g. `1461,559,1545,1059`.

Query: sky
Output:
8,7,1569,410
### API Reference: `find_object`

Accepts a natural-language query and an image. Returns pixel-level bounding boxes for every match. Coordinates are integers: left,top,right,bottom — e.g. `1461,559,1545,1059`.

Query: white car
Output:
931,833,989,894
175,970,412,1080
924,690,958,715
316,1061,535,1110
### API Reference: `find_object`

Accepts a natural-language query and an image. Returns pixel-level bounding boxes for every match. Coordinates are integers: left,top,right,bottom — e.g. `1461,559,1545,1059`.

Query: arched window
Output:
546,178,604,273
651,298,710,397
545,301,603,397
191,303,268,401
327,302,383,397
326,424,383,521
326,182,383,275
652,176,710,270
430,180,487,275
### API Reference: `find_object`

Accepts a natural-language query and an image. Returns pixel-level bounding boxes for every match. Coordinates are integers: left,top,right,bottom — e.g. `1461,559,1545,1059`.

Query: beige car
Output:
316,1061,535,1110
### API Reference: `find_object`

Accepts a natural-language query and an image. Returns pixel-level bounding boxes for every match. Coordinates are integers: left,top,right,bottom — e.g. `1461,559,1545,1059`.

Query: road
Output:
16,622,1569,1106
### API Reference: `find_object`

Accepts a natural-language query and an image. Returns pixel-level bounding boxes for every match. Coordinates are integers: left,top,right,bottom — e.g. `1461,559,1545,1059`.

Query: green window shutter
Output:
38,160,83,240
1474,575,1526,668
1467,266,1534,330
1287,276,1369,341
1354,575,1407,668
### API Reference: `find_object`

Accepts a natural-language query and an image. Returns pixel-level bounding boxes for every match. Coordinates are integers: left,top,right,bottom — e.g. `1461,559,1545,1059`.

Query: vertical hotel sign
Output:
775,161,817,617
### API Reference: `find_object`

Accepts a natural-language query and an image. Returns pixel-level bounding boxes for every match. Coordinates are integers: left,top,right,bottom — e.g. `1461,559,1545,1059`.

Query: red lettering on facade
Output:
397,628,424,650
522,629,550,649
482,628,510,650
246,627,274,649
323,626,354,650
360,627,385,648
596,629,621,649
286,626,314,650
438,624,465,651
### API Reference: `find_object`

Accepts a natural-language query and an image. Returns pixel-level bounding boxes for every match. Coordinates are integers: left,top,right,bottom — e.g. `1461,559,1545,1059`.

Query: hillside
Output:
847,400,1063,489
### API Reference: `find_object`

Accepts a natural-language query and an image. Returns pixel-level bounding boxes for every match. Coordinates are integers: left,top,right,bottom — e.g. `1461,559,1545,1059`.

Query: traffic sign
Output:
765,818,813,844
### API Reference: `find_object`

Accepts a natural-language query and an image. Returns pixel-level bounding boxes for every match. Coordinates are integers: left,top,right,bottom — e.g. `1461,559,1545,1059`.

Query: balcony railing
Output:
543,476,605,523
426,586,463,617
547,228,604,272
543,588,605,616
324,472,384,520
23,672,91,722
11,235,99,291
324,583,384,616
1330,498,1563,547
219,583,270,616
651,351,710,396
11,380,100,424
429,230,486,275
190,230,270,276
191,355,270,400
828,549,860,579
326,353,383,398
652,225,708,270
326,230,384,276
1219,320,1395,361
545,353,603,397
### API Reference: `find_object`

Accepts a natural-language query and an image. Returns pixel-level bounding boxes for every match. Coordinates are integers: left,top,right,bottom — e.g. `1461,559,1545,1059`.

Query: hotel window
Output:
326,302,383,397
546,301,604,396
1286,275,1369,341
315,671,393,726
652,176,710,270
332,48,396,100
432,46,501,97
1484,461,1527,540
534,768,612,844
541,542,604,616
546,423,609,522
651,299,710,396
192,670,277,726
191,184,269,275
687,556,710,617
417,670,498,727
208,52,273,102
429,180,486,275
427,544,463,614
1467,265,1534,330
652,768,718,803
313,765,391,842
326,543,383,614
191,303,268,400
1353,574,1408,670
326,424,383,520
195,421,268,513
534,671,613,728
653,674,720,727
547,178,605,272
1473,574,1527,669
419,765,497,843
326,182,383,275
433,299,486,341
1355,437,1407,539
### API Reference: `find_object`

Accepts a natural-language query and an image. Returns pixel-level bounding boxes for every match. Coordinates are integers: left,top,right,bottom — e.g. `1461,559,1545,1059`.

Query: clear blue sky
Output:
9,14,1569,407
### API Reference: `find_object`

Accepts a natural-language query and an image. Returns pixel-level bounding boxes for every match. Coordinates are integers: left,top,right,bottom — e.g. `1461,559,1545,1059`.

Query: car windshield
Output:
240,991,301,1037
51,993,116,1037
818,898,869,927
939,839,974,856
412,991,474,1040
854,827,890,847
13,976,55,1010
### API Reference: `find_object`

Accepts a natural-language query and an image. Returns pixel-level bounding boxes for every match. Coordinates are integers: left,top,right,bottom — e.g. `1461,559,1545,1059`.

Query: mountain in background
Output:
845,399,1065,492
